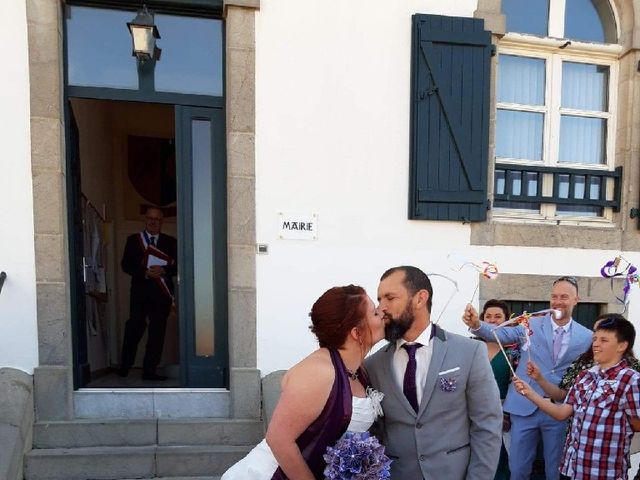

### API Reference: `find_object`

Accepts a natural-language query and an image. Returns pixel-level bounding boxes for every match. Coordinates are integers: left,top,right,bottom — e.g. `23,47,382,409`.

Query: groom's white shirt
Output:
392,323,433,405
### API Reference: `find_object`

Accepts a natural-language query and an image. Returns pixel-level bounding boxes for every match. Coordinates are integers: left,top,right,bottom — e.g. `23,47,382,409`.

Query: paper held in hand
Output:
147,254,168,268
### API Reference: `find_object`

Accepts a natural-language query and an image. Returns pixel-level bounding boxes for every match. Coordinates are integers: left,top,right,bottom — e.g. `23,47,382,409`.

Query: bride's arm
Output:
265,353,334,480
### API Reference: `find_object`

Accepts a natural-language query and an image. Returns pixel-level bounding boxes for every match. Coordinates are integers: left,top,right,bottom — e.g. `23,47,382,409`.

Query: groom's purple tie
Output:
402,343,423,412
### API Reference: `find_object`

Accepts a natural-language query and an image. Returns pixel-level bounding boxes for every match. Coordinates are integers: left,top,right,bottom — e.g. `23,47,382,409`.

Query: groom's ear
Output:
414,290,429,310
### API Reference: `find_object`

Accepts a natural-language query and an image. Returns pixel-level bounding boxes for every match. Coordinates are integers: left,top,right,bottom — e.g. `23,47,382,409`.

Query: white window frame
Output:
493,2,622,226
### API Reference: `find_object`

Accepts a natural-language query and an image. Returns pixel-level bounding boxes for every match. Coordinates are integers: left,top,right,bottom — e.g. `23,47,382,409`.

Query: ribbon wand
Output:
492,330,517,378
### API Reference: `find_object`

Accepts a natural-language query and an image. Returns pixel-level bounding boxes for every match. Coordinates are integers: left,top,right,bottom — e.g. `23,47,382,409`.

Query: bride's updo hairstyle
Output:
309,285,368,349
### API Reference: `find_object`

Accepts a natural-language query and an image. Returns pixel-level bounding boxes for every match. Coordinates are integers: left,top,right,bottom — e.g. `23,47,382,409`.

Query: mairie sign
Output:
278,213,318,240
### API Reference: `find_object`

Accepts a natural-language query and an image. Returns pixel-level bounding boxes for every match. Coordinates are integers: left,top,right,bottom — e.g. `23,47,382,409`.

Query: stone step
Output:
33,419,157,448
156,446,249,477
25,446,156,480
25,445,250,480
159,418,263,446
34,418,264,448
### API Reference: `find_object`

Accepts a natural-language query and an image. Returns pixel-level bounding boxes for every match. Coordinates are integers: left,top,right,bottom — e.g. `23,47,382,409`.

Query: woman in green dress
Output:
475,299,520,480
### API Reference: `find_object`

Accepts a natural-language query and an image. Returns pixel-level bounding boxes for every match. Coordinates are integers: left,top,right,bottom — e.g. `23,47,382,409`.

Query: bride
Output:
222,285,386,480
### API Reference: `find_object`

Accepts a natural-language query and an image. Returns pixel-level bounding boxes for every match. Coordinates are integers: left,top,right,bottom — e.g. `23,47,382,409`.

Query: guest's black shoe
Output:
142,372,167,381
117,368,130,377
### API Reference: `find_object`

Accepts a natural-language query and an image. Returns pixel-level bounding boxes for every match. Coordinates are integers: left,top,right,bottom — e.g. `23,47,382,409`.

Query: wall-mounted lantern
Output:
127,5,161,64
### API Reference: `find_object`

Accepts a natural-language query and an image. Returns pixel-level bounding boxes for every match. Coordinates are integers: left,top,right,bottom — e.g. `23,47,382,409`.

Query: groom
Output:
365,266,502,479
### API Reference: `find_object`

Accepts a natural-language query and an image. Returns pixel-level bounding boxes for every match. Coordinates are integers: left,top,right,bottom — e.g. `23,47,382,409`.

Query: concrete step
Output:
25,446,156,480
33,419,157,448
34,418,263,448
156,446,249,477
159,418,263,446
25,445,250,480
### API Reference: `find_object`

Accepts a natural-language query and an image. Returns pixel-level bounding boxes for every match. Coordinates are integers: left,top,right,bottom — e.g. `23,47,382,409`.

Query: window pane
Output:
510,171,522,195
496,110,544,161
498,55,545,105
562,62,609,111
559,116,606,164
525,172,538,196
495,170,506,194
494,200,540,212
66,6,138,89
556,204,603,217
558,174,570,198
154,15,223,96
589,177,601,199
574,175,586,199
565,0,617,44
192,120,215,357
502,0,549,36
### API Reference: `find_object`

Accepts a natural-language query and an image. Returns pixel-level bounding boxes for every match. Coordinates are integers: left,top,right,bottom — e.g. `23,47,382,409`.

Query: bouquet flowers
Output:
323,431,392,480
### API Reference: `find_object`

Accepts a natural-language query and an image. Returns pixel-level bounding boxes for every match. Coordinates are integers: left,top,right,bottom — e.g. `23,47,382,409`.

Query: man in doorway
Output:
462,276,592,480
365,266,503,479
118,206,177,381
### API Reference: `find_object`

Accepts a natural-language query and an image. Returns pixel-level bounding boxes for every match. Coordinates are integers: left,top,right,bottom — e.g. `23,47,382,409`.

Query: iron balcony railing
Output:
493,163,622,211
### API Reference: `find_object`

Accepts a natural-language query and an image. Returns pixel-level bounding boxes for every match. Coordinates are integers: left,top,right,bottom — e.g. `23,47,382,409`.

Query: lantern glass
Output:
130,25,155,56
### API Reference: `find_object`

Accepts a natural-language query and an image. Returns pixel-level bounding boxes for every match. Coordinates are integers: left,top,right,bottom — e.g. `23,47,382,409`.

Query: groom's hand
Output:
462,304,480,330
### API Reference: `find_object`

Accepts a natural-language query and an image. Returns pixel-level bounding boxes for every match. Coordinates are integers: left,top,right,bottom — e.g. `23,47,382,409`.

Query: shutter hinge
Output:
418,86,438,100
486,199,492,210
490,45,496,57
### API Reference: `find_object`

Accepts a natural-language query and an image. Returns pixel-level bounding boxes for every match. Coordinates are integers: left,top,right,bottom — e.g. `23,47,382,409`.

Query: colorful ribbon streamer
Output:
600,256,638,310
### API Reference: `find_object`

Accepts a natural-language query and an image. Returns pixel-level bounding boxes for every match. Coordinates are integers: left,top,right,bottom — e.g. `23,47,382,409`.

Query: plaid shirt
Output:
562,359,640,480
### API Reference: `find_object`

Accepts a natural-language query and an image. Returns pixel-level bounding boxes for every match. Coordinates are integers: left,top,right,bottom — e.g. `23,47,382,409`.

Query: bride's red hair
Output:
309,285,368,349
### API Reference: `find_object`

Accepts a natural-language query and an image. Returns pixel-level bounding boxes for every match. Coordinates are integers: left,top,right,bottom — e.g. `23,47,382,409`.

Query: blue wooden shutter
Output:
409,14,492,221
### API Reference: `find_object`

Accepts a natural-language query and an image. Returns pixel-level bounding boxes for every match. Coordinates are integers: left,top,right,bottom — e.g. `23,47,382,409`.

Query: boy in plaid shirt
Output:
514,314,640,480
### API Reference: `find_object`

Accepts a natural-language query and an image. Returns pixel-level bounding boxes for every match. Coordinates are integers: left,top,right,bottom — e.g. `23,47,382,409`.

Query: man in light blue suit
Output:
463,276,592,480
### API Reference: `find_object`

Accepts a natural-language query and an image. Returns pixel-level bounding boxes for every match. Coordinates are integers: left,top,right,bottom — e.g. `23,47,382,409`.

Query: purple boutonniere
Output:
439,377,457,392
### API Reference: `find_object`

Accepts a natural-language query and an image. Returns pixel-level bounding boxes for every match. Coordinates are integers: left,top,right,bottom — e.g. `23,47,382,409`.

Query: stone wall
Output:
0,368,34,480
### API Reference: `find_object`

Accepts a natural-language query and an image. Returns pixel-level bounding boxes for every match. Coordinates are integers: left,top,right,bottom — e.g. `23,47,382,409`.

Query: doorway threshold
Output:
74,388,230,419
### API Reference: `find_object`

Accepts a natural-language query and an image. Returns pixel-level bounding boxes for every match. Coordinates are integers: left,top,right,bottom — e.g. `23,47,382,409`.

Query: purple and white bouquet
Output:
323,431,392,480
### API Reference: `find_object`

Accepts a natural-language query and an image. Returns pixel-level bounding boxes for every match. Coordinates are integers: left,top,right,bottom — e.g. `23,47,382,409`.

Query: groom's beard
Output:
384,304,415,342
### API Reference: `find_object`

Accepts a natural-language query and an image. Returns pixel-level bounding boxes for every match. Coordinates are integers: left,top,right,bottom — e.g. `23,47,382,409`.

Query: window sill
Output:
470,214,622,249
490,212,615,228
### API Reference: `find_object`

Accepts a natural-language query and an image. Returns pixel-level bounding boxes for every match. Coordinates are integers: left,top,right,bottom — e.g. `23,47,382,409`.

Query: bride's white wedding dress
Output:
221,391,383,480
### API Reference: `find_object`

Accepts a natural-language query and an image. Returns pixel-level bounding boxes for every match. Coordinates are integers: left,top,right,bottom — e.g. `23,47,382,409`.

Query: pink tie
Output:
553,328,565,363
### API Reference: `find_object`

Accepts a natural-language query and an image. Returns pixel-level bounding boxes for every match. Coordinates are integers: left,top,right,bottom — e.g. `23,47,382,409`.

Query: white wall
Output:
0,1,39,373
255,0,481,373
254,0,639,375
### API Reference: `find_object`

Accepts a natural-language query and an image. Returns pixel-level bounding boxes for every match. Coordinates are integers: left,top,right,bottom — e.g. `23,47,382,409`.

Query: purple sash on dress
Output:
271,348,365,480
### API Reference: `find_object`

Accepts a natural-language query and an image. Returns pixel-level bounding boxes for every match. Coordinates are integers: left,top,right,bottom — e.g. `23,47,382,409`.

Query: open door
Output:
66,103,90,388
175,106,228,387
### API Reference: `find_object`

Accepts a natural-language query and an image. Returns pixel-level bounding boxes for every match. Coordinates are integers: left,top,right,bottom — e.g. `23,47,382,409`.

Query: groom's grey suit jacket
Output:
365,326,502,480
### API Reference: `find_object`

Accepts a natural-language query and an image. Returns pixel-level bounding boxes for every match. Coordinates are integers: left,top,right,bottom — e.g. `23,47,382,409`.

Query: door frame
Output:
65,96,228,388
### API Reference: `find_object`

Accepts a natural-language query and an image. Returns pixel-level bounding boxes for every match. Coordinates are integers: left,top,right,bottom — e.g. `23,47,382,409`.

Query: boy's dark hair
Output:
381,266,433,313
594,313,636,356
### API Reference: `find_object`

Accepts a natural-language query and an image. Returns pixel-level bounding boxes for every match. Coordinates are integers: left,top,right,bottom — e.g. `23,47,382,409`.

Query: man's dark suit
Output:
120,232,177,375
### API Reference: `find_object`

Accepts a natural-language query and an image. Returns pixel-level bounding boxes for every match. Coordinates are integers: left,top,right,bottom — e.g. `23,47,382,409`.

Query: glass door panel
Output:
176,106,227,387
